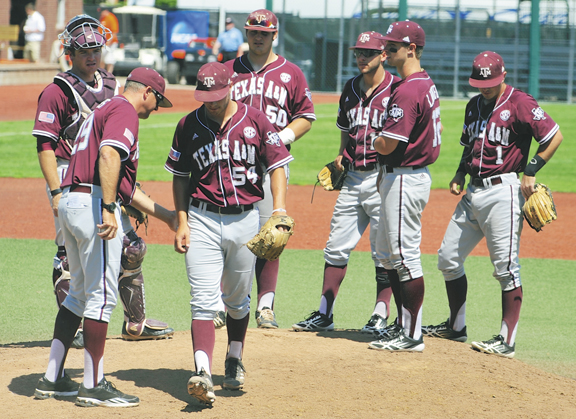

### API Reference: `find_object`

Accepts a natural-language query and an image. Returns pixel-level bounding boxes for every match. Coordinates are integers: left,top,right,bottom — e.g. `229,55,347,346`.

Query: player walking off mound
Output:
34,67,173,407
166,62,292,405
292,31,397,333
224,9,315,328
368,21,441,352
422,51,563,358
33,15,174,347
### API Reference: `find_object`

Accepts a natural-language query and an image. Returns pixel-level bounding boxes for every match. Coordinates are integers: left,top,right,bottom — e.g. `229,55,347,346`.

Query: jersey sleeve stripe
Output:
292,113,317,121
100,139,130,160
537,124,559,144
380,131,409,143
32,129,59,141
336,122,349,132
267,156,294,172
164,164,190,177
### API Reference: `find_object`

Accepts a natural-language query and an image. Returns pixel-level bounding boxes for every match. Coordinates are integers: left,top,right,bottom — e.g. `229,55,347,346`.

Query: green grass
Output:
2,238,575,379
3,99,576,191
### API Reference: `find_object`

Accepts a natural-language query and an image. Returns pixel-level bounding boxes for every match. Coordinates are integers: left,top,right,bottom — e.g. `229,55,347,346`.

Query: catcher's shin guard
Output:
119,232,173,340
52,246,70,308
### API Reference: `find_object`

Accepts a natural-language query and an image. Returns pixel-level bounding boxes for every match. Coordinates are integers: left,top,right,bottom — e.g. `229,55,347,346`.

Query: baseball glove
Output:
246,214,295,261
121,183,149,233
522,183,557,232
317,161,348,191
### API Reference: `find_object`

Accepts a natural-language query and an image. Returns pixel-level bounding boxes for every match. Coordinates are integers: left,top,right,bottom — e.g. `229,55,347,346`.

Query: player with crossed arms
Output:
292,31,398,333
33,15,174,346
369,21,441,352
166,62,293,405
224,8,316,328
34,67,173,407
422,51,563,358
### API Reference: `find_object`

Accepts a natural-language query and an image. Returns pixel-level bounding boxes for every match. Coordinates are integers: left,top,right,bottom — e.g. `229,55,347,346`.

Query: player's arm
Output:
130,186,178,232
521,129,563,199
172,175,190,253
37,141,62,216
374,134,399,155
449,146,470,196
269,166,289,232
334,130,350,171
279,117,313,146
97,145,121,240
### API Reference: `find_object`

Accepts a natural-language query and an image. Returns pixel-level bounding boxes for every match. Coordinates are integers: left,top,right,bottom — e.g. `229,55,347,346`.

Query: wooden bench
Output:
0,25,21,60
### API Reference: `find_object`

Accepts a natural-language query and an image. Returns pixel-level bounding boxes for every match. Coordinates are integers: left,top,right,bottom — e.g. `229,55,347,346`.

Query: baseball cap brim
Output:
157,95,173,108
194,86,230,102
469,74,505,89
244,25,276,32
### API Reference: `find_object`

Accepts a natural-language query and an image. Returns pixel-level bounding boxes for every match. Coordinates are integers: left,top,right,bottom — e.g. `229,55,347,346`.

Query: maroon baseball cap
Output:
194,63,231,102
244,9,278,32
348,31,385,51
383,20,425,47
126,67,173,108
469,51,506,88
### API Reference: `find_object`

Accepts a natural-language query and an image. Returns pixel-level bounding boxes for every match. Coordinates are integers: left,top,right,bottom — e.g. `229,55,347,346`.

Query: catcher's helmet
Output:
59,14,111,50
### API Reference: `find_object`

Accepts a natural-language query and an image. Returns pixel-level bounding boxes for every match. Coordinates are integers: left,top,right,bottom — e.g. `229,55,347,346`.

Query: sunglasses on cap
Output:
353,49,382,58
245,17,277,30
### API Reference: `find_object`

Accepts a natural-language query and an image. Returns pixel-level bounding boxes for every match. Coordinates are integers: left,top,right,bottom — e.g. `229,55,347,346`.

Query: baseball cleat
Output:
213,310,226,329
361,313,387,334
121,321,175,341
223,357,246,390
255,307,278,329
70,330,84,349
292,311,334,332
34,374,79,399
470,335,515,358
372,319,402,340
421,319,467,342
368,329,425,352
75,377,139,407
187,369,216,405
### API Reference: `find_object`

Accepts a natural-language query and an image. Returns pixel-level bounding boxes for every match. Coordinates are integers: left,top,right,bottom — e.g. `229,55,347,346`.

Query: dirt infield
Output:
2,85,575,417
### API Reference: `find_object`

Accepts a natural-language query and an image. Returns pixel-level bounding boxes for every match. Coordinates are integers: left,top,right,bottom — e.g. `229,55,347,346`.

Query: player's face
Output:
70,47,102,80
478,80,506,102
138,87,161,119
354,49,385,74
204,93,231,121
246,30,277,56
383,41,411,66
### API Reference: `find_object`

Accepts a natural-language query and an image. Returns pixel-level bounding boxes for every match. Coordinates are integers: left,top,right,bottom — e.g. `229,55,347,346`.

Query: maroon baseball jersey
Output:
461,85,559,178
337,71,401,169
225,55,316,132
32,69,118,160
164,102,293,207
378,70,441,167
61,96,140,204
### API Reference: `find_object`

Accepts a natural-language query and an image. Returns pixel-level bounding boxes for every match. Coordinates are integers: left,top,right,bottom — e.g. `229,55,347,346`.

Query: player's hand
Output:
449,172,466,196
334,155,345,172
174,223,190,253
51,192,61,217
97,210,118,240
521,174,536,200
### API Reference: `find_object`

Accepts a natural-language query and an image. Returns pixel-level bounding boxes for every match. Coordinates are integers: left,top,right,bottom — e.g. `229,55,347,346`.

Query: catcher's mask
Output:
59,14,111,51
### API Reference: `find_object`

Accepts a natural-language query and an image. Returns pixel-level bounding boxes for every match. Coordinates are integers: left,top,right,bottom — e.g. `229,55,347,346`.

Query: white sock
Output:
83,350,104,389
452,302,466,332
258,292,274,311
45,339,66,382
372,301,388,319
194,350,211,376
227,341,243,360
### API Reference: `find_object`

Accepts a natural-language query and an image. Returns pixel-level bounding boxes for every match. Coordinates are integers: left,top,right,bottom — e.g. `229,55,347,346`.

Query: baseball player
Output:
369,21,441,352
166,62,292,405
292,31,397,333
34,67,173,407
422,51,563,358
223,8,315,328
33,14,174,346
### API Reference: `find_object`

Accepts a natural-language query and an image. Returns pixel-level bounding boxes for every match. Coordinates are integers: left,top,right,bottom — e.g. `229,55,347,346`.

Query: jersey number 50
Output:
266,105,288,128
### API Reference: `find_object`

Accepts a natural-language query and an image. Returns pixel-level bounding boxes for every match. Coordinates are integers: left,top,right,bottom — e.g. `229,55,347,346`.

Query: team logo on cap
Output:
500,110,510,121
479,67,491,78
244,127,256,138
254,14,267,23
532,107,546,121
280,73,291,83
360,33,370,43
203,77,215,88
388,104,404,121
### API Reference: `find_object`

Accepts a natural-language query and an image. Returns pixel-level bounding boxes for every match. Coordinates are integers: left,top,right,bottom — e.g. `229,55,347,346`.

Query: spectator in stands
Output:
212,18,244,62
23,3,45,63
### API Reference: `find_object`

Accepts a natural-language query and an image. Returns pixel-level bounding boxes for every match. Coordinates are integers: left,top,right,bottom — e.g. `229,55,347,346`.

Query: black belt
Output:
385,165,424,172
191,198,253,215
471,176,503,187
69,184,92,193
352,162,378,171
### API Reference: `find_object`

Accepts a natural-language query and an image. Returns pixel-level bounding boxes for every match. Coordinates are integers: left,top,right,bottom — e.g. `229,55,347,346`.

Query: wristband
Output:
272,208,286,214
278,128,296,145
50,188,63,196
523,155,546,177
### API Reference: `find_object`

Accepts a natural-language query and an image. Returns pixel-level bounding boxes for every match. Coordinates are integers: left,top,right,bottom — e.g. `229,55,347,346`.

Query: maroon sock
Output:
83,318,108,388
255,258,279,308
321,263,347,315
401,276,425,337
502,286,523,344
226,313,250,348
446,275,468,328
191,320,215,370
388,270,402,324
375,268,392,317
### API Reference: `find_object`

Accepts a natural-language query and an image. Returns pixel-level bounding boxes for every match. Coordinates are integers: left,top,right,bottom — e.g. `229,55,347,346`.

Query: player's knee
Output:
495,272,521,291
